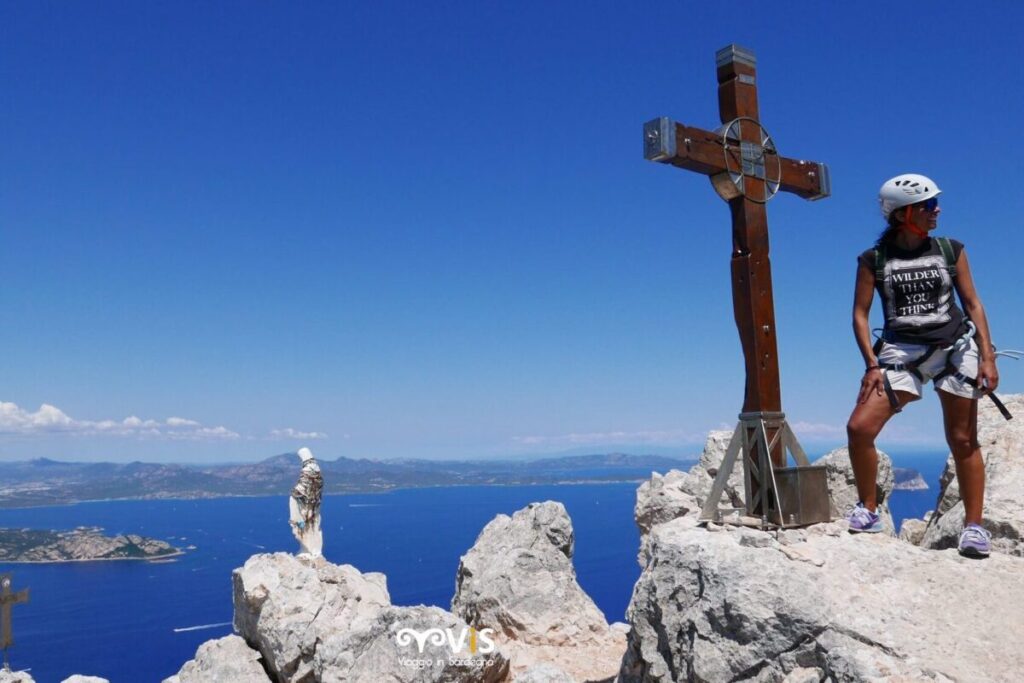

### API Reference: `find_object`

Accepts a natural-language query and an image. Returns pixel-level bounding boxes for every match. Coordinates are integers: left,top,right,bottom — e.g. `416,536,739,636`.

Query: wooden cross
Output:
1,573,29,667
644,44,829,460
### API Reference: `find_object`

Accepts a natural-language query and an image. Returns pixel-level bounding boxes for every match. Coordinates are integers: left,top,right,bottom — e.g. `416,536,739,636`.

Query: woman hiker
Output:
844,173,998,558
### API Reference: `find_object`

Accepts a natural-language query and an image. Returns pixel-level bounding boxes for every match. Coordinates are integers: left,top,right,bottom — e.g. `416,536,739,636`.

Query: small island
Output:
0,526,182,563
893,467,930,491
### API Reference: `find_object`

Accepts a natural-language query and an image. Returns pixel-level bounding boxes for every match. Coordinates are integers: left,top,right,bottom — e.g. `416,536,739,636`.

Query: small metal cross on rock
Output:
1,573,30,671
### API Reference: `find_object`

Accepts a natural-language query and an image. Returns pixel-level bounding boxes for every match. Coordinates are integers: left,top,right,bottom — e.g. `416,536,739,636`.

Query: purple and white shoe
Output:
958,524,991,558
845,502,883,533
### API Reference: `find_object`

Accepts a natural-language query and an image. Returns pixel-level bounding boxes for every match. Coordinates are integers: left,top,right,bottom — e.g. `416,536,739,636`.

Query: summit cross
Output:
644,45,831,524
1,573,29,670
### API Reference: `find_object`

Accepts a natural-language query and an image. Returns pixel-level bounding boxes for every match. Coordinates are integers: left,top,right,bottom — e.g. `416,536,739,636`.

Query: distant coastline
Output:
0,452,698,510
0,526,183,563
1,549,185,565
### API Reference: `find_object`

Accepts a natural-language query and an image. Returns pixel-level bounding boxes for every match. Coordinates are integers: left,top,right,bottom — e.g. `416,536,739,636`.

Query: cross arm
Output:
644,117,831,201
778,157,831,201
644,117,727,177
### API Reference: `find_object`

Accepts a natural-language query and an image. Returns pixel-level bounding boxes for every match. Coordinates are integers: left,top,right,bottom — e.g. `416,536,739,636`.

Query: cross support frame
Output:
700,412,831,528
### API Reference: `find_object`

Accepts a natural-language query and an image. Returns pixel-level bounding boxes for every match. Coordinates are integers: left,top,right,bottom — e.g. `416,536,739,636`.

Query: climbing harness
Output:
871,324,1017,420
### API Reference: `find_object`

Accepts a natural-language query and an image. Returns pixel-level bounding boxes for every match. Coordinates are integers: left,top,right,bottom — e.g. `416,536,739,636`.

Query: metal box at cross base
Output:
772,465,831,527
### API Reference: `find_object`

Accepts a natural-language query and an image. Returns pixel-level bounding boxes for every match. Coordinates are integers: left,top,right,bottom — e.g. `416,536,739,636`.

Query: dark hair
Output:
876,208,905,247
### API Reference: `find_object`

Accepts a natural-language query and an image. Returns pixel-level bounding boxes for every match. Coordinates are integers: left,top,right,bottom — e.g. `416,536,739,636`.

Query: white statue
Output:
289,447,324,557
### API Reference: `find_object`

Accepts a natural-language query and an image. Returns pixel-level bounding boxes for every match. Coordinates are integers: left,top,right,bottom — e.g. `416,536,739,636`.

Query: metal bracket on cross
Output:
700,412,831,528
711,117,782,204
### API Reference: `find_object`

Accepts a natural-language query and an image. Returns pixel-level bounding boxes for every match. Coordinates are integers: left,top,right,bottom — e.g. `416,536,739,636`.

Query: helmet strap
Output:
902,205,928,238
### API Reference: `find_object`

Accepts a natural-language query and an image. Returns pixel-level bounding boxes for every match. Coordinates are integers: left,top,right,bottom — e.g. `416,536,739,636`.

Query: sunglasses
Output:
917,197,939,212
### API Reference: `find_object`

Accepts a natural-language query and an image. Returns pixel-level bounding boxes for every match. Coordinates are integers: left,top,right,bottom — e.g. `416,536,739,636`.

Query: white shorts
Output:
877,338,981,400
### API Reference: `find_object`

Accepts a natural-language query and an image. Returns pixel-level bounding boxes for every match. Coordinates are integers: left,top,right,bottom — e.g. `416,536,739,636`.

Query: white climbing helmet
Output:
879,173,941,220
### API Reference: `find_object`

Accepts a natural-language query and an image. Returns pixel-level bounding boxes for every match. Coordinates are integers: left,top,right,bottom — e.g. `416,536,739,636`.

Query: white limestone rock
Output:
0,671,34,683
898,513,931,545
232,552,507,682
512,663,577,682
634,431,742,566
232,552,390,681
635,431,741,534
162,634,269,683
812,446,897,535
781,668,824,683
451,501,625,682
314,604,509,683
60,678,110,683
617,518,1022,682
919,393,1024,555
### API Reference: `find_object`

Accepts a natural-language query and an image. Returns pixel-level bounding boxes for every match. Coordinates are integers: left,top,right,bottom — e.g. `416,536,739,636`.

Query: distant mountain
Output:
0,452,696,509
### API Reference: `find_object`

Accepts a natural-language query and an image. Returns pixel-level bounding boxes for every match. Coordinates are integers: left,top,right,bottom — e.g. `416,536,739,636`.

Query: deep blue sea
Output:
0,456,949,682
0,484,642,682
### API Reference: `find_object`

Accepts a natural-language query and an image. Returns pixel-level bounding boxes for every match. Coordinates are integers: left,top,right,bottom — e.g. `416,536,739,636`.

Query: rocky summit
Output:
451,501,627,681
618,518,1024,682
166,394,1024,682
168,500,624,682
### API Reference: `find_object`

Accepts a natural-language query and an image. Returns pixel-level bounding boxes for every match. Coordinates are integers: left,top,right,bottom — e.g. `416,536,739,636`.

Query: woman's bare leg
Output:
846,388,916,510
938,391,984,525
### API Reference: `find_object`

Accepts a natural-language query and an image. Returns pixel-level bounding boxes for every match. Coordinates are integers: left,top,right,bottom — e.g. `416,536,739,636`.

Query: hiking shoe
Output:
845,502,883,533
958,524,991,558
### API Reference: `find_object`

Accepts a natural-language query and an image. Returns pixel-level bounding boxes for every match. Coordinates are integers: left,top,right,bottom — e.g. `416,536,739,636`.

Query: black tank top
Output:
857,237,967,345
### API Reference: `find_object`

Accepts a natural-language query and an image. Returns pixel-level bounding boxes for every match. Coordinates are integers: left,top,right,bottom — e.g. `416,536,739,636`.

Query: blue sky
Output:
2,3,1023,462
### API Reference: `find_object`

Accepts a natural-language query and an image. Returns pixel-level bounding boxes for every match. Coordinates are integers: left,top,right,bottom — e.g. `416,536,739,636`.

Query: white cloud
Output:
789,421,847,440
0,401,240,441
269,427,328,440
513,428,707,448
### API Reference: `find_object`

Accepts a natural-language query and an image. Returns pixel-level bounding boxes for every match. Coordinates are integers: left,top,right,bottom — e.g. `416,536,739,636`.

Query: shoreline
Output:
0,478,662,512
0,549,186,565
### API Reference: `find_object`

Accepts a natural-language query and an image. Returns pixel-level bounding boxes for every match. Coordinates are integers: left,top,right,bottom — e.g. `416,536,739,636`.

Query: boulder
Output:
314,604,509,683
233,553,389,680
812,446,897,535
451,501,625,682
232,552,507,682
60,678,110,683
634,431,740,534
634,431,743,566
162,635,269,682
0,671,34,683
617,518,1024,682
919,394,1024,555
898,513,931,546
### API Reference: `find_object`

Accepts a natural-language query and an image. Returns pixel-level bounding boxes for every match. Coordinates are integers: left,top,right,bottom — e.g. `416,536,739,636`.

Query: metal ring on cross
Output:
716,117,782,204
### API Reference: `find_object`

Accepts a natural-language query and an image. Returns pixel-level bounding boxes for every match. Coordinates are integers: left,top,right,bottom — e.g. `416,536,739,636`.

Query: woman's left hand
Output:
978,358,999,394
